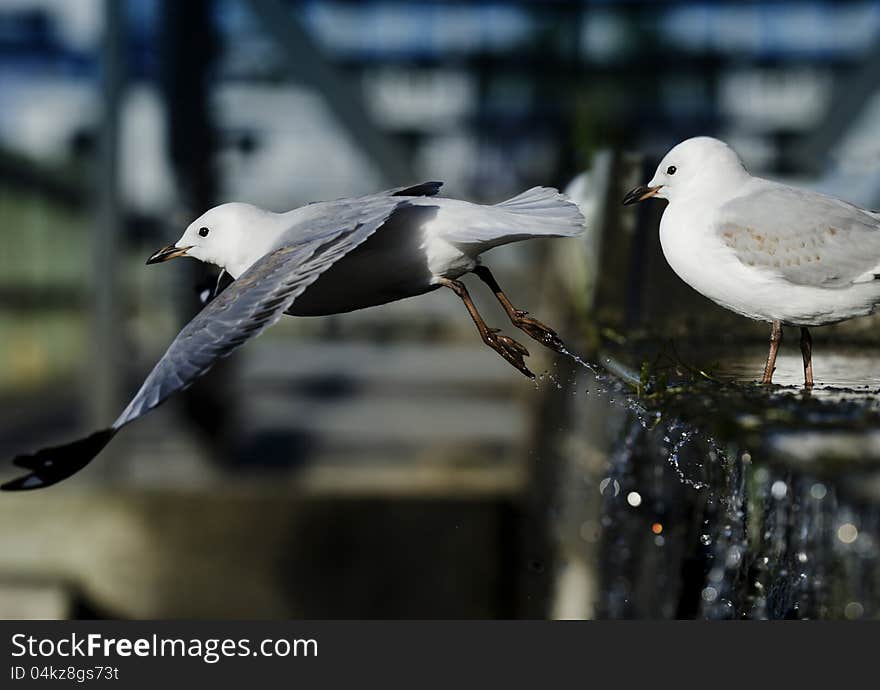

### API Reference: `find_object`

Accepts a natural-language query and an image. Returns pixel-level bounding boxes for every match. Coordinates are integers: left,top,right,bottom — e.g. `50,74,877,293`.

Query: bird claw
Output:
513,315,567,353
486,331,534,378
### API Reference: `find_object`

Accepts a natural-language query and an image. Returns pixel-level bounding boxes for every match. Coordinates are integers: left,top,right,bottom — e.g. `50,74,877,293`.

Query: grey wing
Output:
113,246,323,427
2,197,405,491
117,195,406,427
718,185,880,287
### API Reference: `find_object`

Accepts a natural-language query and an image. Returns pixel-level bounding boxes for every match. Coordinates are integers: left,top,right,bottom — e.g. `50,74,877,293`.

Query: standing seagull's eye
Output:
199,227,210,238
666,165,677,175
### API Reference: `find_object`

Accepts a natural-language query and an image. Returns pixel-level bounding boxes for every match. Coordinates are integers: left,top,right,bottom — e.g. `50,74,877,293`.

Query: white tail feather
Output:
423,187,585,248
494,186,585,237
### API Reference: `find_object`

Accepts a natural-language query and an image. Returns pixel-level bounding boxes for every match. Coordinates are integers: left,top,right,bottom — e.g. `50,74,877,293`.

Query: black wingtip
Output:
392,181,443,197
2,428,116,491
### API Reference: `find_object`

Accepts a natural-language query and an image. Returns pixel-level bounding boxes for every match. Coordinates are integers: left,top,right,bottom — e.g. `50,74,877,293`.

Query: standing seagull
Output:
624,136,880,387
3,182,583,490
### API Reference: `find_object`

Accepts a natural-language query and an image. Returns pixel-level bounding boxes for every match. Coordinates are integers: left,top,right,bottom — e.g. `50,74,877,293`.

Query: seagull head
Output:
623,136,749,206
147,202,282,278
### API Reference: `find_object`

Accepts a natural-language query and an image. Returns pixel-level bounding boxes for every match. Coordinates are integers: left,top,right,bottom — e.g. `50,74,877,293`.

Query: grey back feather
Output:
718,184,880,287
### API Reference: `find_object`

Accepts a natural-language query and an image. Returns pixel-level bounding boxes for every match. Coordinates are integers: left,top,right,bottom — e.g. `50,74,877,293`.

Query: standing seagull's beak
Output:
146,245,192,265
622,185,663,206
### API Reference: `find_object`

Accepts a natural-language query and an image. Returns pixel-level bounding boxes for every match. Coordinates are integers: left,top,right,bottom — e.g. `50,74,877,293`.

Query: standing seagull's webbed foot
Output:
438,277,534,378
472,265,567,353
761,320,783,385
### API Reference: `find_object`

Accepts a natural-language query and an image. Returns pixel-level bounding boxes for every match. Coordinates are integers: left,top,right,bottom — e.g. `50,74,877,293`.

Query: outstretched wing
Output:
113,245,335,428
2,196,406,491
718,184,880,288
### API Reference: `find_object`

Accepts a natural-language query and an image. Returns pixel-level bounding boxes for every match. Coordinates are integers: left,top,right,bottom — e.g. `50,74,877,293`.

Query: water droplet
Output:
626,491,642,507
844,602,864,620
579,520,600,543
700,534,712,546
599,477,620,497
726,546,742,567
797,552,808,563
718,599,734,615
771,480,788,500
837,523,858,544
810,483,827,500
701,586,718,603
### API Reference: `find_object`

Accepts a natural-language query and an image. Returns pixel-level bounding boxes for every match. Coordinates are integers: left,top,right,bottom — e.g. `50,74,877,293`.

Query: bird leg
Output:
800,327,814,389
761,320,783,384
212,269,228,299
198,269,230,306
472,265,566,353
438,277,534,378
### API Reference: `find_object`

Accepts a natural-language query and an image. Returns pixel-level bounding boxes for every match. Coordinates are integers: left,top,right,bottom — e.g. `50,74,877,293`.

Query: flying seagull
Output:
3,181,583,490
624,136,880,387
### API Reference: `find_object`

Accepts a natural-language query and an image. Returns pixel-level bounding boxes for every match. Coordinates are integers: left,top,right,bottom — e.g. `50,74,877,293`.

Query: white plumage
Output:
178,185,584,317
624,136,880,386
3,182,584,491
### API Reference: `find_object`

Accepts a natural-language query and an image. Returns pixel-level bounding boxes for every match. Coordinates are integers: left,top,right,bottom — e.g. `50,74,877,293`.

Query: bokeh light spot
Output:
837,523,858,544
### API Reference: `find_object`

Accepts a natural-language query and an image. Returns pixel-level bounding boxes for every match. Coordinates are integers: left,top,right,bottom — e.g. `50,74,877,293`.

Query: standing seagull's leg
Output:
472,265,566,353
800,327,814,388
761,320,783,384
438,277,534,378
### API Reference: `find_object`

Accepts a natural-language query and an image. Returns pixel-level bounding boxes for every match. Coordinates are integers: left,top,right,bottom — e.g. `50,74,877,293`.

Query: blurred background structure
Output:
1,0,880,619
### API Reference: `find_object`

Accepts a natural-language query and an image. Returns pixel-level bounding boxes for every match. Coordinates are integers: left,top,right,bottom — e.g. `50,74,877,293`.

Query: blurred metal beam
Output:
90,0,124,427
0,148,86,208
247,0,411,184
160,0,237,450
0,286,84,312
294,0,871,6
796,42,880,173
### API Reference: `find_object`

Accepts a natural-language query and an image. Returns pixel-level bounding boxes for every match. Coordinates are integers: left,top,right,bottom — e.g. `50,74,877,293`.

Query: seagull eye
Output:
666,165,677,175
198,227,210,238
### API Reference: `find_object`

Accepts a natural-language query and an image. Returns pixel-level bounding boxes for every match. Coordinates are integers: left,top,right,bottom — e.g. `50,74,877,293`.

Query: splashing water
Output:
551,345,708,487
541,344,880,618
586,407,880,619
